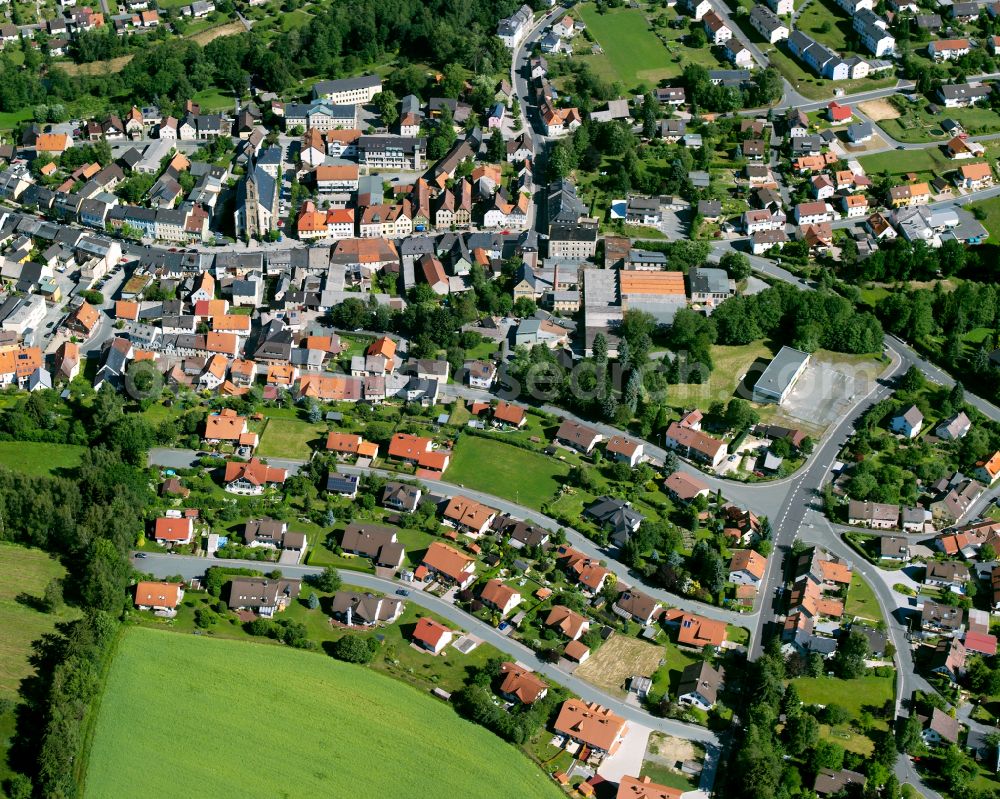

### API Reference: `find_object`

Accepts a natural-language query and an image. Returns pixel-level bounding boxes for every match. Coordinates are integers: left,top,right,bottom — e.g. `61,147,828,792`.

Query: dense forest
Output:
0,0,522,115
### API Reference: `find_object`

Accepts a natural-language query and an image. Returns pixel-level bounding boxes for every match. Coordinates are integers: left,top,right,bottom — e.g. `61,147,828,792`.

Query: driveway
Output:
597,721,651,782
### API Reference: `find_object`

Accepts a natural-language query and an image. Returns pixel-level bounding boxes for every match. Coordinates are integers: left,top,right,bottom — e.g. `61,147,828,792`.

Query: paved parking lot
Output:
769,356,879,434
597,722,651,783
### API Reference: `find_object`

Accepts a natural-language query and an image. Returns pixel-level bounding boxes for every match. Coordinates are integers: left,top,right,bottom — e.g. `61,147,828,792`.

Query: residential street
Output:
132,549,723,789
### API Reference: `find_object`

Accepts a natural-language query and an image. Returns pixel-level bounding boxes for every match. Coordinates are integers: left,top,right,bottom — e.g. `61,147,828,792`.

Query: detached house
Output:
890,405,923,438
226,577,300,617
553,700,628,757
442,495,497,537
613,588,663,626
677,661,725,710
924,561,971,593
134,581,184,612
479,578,522,616
499,663,548,705
418,541,476,589
546,605,590,640
153,516,194,545
729,550,767,588
554,419,603,454
223,458,287,495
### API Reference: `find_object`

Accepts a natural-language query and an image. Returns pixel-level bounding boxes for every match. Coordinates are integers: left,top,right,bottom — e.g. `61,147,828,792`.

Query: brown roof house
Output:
442,495,497,537
606,435,644,467
814,769,866,797
226,577,301,617
930,637,967,682
554,420,603,454
339,522,405,570
921,600,963,636
499,662,548,704
664,471,710,502
923,707,960,746
677,661,725,711
329,591,404,626
924,561,971,594
613,588,664,626
847,500,900,530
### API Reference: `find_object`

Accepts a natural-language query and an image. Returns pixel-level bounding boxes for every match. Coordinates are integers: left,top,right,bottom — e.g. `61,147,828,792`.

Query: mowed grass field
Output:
0,544,77,697
969,196,1000,241
844,573,881,623
858,147,954,181
576,4,692,87
0,544,78,787
666,341,775,411
446,436,568,509
256,417,325,459
85,628,562,799
791,674,894,727
0,441,85,476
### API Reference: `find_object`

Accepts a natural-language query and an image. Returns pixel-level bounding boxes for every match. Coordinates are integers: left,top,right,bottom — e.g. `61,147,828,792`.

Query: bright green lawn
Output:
875,102,1000,143
666,341,775,411
446,436,569,510
0,441,85,476
791,675,894,725
0,544,78,698
0,544,79,788
575,3,714,88
968,196,1000,241
845,573,882,623
257,417,325,459
191,87,235,113
0,107,33,133
796,0,852,52
859,147,954,181
85,628,561,799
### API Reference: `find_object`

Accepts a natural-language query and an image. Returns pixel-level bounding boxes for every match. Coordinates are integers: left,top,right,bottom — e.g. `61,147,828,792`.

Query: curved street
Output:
132,551,722,752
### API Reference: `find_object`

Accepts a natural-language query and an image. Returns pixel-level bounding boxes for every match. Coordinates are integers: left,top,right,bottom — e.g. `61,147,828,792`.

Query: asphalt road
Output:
133,551,721,751
147,447,749,628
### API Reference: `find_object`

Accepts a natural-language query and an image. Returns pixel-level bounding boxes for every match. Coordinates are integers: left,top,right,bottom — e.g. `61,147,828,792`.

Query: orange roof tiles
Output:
35,133,70,152
499,662,547,704
818,559,852,584
676,613,727,648
316,164,359,181
421,541,475,583
493,401,526,426
224,458,286,486
134,581,182,608
203,408,247,441
388,432,432,460
326,432,362,453
412,616,452,649
70,301,100,333
617,776,684,799
730,549,767,580
546,605,589,639
961,162,993,181
367,336,397,360
154,516,192,541
115,300,139,320
443,495,496,530
619,271,686,296
554,700,627,753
